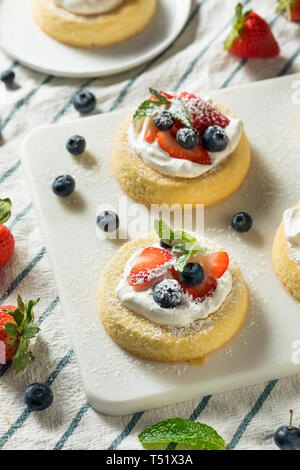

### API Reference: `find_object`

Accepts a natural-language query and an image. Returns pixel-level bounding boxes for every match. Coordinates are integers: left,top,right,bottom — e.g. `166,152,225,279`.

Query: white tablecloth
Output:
0,0,300,450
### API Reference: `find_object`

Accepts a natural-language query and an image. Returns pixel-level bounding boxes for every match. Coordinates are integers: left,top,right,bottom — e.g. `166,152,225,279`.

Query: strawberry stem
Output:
0,198,12,225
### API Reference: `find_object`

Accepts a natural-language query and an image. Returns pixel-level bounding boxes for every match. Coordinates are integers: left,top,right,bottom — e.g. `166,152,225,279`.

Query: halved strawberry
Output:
156,130,212,165
128,247,173,291
144,118,158,143
150,90,175,101
171,251,229,301
179,92,230,136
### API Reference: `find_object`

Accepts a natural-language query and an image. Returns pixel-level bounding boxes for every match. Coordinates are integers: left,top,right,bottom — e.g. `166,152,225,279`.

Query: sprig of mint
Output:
4,294,40,373
133,88,192,128
139,418,226,451
154,219,207,271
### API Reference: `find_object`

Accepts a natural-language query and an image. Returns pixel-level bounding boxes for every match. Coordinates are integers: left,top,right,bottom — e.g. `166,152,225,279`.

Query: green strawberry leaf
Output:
224,3,252,50
12,337,35,374
22,323,40,340
3,322,19,336
276,0,293,20
6,308,24,327
168,98,192,128
0,198,12,224
139,418,226,451
17,293,25,312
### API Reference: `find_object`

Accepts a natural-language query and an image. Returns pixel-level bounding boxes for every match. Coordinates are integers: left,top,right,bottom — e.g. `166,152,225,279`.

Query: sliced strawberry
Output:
156,130,212,165
144,119,158,143
128,247,173,291
150,90,175,101
179,92,230,136
171,251,229,301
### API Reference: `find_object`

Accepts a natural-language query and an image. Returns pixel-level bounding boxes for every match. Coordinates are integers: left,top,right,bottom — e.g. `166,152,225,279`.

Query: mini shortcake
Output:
272,203,300,300
97,220,248,363
111,89,251,207
32,0,157,48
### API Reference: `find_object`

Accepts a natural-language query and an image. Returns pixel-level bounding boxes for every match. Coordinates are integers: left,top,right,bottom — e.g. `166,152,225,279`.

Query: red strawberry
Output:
179,92,230,136
0,295,40,373
128,247,173,290
276,0,300,22
171,251,229,301
224,3,280,58
144,118,158,143
0,199,14,269
156,130,212,165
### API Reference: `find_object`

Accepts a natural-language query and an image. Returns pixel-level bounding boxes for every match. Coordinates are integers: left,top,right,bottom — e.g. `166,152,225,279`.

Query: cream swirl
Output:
283,207,300,263
54,0,124,15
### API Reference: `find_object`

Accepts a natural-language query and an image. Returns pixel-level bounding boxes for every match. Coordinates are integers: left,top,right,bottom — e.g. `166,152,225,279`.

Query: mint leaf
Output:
169,98,192,128
133,100,166,121
139,418,226,451
173,230,196,244
22,323,40,340
3,322,18,336
0,198,12,224
149,88,169,104
154,219,174,242
173,253,191,272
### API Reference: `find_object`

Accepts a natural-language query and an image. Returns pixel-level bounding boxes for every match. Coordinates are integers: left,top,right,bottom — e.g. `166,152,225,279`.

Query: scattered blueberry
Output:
180,263,205,286
72,91,96,114
274,410,300,450
1,69,15,86
97,211,119,233
24,383,53,411
154,111,174,131
176,128,199,149
52,175,75,197
66,135,86,155
202,126,229,152
153,279,183,309
231,212,253,233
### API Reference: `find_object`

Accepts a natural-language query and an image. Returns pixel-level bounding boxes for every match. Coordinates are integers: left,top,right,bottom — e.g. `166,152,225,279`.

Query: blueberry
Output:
66,135,86,155
97,211,119,233
274,410,300,450
52,175,75,197
154,111,174,131
176,128,199,149
72,91,96,114
24,383,53,411
153,279,183,309
231,212,253,233
180,263,205,286
1,69,15,85
160,239,173,250
202,126,229,152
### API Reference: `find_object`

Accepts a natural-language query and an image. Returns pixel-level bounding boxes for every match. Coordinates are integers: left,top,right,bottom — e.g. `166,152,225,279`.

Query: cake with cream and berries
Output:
111,88,251,207
32,0,157,48
272,202,300,300
97,220,248,363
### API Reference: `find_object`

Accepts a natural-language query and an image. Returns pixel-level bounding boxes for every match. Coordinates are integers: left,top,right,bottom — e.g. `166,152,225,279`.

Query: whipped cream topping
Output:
116,243,232,328
54,0,124,15
127,97,243,179
283,207,300,263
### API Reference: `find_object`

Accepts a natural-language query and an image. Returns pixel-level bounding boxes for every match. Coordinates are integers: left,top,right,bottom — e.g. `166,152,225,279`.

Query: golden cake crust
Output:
272,202,300,300
32,0,157,47
111,108,251,208
97,233,248,363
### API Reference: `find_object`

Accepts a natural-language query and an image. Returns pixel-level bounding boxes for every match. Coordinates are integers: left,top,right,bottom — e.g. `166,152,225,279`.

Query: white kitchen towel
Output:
0,0,300,451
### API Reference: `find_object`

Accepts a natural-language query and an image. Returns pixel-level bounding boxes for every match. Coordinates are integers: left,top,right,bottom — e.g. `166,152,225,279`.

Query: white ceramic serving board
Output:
23,73,300,416
0,0,191,78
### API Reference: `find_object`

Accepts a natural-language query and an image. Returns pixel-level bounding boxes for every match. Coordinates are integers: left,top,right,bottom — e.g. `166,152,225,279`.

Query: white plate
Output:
22,73,300,416
0,0,191,78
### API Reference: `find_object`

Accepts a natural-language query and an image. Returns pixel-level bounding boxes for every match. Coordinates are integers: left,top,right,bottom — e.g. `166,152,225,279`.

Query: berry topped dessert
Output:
111,88,251,207
97,220,248,363
32,0,157,48
272,202,300,300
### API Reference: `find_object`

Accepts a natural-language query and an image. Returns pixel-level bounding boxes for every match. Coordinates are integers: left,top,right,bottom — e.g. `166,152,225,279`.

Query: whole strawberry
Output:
276,0,300,22
0,294,40,373
0,198,15,269
224,3,280,58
